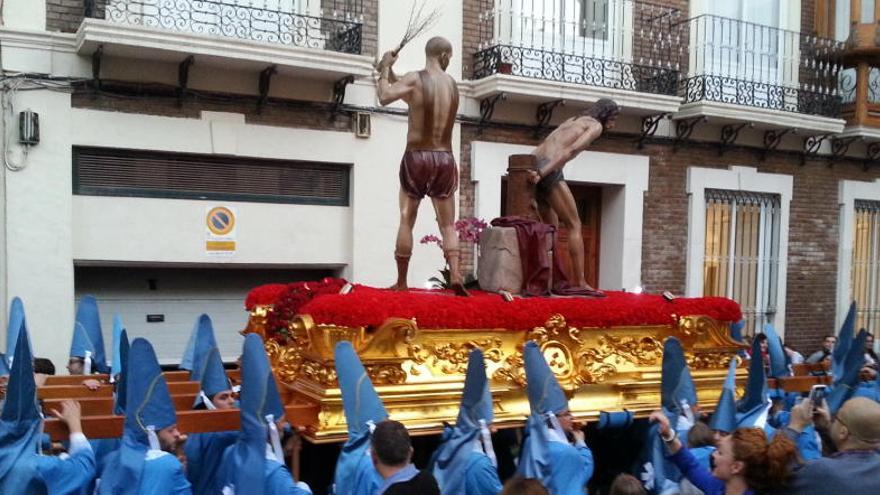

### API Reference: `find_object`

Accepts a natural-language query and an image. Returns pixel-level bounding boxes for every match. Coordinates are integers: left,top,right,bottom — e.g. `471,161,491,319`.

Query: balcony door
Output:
706,0,784,85
494,0,627,60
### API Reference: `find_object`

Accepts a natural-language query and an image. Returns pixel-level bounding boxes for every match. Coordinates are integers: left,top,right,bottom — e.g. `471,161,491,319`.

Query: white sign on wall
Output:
205,206,237,257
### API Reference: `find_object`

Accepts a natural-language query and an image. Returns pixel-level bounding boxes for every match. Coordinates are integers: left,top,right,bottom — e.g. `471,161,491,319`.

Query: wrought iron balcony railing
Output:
472,0,682,96
681,15,843,118
90,0,364,55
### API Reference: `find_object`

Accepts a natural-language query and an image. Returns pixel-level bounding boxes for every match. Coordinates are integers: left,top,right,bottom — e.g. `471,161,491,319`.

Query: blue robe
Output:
332,439,382,495
543,441,593,495
265,458,311,495
461,451,502,495
99,450,191,495
91,438,121,475
0,447,96,495
184,431,238,495
217,445,311,495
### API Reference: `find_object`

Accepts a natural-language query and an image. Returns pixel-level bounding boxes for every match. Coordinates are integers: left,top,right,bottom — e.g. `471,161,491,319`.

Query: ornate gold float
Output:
245,306,745,443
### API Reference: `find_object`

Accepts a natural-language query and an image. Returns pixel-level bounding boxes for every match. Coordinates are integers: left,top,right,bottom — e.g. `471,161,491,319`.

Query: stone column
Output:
506,154,540,221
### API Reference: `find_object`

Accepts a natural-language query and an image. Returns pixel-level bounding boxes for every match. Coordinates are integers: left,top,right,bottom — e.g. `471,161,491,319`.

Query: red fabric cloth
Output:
490,216,555,296
246,281,743,335
490,216,605,297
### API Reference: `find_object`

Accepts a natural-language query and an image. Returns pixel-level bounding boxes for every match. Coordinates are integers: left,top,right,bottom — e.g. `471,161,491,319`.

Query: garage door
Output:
74,266,334,365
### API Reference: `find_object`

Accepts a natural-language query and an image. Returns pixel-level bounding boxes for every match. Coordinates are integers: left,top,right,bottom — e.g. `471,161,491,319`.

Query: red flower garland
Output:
244,284,288,311
247,281,743,336
256,278,349,340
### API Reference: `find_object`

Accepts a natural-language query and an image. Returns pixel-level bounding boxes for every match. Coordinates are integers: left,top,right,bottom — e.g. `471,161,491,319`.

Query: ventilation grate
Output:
74,147,350,206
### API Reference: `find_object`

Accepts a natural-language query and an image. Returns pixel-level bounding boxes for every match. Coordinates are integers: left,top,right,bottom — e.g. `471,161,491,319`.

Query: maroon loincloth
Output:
399,150,458,199
490,216,605,297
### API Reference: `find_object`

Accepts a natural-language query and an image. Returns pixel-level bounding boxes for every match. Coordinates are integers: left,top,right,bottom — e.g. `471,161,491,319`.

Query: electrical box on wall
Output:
354,112,371,138
19,110,39,145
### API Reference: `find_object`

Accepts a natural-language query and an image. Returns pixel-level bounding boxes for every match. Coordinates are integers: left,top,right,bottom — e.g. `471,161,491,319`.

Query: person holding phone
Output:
782,397,880,494
649,410,797,495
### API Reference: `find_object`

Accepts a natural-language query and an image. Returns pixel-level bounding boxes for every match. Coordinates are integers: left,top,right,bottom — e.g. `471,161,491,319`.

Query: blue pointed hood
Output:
455,349,494,430
708,358,738,434
432,349,495,494
179,315,212,372
191,316,231,408
827,329,868,414
336,341,388,436
661,337,697,433
833,302,856,379
0,354,8,376
70,296,109,373
113,330,130,415
125,338,177,437
333,341,387,495
517,341,570,484
763,324,788,378
101,338,177,495
111,315,126,378
2,321,39,423
223,334,285,495
736,336,770,428
523,341,568,415
0,321,43,485
730,319,746,343
5,297,31,367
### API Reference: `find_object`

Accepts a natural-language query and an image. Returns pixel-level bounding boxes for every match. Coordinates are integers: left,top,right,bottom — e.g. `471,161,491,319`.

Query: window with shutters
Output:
73,146,350,206
852,200,880,332
702,189,781,336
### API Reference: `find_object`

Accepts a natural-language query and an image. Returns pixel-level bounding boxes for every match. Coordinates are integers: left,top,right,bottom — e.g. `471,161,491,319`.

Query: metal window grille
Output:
851,200,880,332
703,189,781,336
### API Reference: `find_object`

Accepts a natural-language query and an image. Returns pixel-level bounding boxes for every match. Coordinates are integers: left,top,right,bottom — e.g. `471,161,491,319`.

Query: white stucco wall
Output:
2,0,46,31
378,0,463,82
2,89,76,368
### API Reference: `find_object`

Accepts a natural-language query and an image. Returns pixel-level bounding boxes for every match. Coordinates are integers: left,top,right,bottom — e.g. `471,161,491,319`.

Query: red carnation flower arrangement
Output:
248,278,348,341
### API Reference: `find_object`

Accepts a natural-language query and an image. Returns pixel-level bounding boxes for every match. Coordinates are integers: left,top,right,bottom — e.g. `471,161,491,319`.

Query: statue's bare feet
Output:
450,282,471,297
388,282,409,291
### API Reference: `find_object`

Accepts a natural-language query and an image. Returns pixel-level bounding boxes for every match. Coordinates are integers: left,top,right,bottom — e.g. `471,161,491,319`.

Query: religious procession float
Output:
243,277,745,443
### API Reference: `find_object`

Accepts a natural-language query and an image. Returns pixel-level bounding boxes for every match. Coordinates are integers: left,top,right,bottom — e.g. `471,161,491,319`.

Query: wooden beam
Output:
44,374,110,386
38,385,113,400
42,394,199,417
768,375,833,393
43,403,321,441
43,369,238,386
38,381,200,400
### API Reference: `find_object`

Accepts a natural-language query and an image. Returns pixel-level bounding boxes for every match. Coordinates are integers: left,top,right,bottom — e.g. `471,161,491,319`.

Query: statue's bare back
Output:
403,69,458,152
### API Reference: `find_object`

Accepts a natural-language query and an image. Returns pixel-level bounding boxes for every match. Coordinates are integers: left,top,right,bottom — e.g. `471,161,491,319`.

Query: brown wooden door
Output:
555,184,601,288
499,180,601,288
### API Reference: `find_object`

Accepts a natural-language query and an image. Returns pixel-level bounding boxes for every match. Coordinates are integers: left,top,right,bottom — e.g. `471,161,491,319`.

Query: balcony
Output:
468,0,683,115
677,15,845,133
77,0,374,82
838,65,880,138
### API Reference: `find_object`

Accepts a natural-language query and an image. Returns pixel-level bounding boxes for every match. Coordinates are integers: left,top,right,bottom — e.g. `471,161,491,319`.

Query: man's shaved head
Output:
837,397,880,448
425,36,453,57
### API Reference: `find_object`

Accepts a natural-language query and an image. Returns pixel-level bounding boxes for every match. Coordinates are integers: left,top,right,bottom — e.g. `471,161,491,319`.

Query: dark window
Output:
73,146,350,206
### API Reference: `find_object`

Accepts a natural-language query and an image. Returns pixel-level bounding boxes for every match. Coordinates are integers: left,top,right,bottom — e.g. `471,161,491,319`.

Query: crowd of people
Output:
1,295,879,495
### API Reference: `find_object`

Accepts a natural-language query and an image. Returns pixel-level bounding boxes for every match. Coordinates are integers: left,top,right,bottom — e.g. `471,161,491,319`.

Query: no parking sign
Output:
205,206,237,257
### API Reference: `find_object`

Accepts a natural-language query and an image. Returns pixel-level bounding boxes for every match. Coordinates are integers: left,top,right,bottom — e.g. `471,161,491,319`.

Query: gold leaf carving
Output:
407,338,504,375
493,353,525,386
